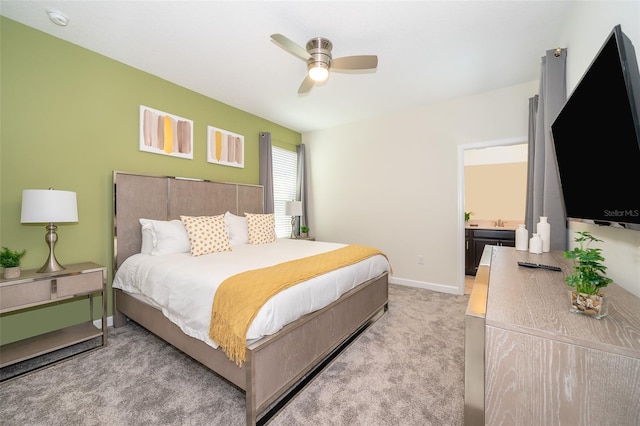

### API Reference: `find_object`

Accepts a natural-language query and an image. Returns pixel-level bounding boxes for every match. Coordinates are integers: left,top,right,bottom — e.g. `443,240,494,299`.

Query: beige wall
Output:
464,162,527,223
305,1,640,296
304,80,537,294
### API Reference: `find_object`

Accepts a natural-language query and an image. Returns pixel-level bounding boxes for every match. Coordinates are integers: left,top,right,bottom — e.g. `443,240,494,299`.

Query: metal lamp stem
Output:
38,222,65,273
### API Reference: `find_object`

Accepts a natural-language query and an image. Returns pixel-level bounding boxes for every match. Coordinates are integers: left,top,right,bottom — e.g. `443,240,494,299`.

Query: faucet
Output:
494,219,504,227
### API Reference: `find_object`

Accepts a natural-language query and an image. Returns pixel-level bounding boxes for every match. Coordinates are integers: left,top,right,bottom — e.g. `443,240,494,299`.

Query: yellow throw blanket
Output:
209,244,386,366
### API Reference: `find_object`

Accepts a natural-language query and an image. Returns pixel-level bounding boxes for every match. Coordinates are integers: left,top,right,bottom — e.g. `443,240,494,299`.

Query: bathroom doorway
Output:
457,138,528,293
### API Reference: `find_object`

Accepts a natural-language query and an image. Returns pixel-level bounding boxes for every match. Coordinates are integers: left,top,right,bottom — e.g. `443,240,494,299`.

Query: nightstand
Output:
0,262,107,370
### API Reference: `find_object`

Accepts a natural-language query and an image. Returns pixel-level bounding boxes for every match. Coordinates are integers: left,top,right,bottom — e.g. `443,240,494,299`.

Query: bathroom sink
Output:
467,222,519,231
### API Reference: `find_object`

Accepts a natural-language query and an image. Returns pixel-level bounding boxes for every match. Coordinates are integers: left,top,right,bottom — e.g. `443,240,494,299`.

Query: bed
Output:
111,171,389,425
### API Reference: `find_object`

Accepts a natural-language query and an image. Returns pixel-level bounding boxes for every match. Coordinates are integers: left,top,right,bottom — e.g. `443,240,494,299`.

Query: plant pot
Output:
569,290,608,319
3,266,21,279
300,232,308,238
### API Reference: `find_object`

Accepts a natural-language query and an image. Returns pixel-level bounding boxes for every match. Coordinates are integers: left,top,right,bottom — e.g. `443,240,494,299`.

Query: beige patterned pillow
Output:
245,213,277,245
180,215,231,256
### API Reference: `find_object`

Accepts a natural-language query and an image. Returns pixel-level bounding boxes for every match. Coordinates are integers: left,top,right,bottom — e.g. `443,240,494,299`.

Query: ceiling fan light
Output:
308,64,329,82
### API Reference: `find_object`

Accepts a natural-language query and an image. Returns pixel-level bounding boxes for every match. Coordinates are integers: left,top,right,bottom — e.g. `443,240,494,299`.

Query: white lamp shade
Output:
284,200,302,217
21,189,78,223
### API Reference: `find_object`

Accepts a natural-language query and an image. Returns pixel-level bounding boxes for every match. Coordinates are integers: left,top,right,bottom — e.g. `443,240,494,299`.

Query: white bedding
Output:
113,238,389,349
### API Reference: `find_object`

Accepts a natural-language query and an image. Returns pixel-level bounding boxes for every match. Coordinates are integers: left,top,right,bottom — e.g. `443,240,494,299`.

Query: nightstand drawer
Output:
57,271,103,298
0,280,52,311
0,270,103,312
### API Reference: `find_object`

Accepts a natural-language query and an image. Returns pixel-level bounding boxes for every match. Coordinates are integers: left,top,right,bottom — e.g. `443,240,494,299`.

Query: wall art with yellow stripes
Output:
207,125,244,168
139,105,193,159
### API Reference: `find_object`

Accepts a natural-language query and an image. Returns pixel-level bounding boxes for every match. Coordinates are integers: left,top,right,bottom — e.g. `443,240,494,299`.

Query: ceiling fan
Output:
270,34,378,94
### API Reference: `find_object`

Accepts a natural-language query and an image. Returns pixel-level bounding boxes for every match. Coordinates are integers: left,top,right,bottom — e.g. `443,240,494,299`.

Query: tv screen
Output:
551,25,640,227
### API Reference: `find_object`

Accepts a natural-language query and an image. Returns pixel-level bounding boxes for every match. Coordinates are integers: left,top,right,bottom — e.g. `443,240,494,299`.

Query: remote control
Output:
517,261,562,271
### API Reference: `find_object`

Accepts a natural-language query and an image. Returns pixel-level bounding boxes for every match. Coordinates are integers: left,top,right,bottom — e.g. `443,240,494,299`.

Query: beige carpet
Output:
0,284,469,425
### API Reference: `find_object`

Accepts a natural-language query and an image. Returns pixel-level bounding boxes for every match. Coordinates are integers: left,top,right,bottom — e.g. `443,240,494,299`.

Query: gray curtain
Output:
295,144,308,235
259,132,274,214
525,48,568,250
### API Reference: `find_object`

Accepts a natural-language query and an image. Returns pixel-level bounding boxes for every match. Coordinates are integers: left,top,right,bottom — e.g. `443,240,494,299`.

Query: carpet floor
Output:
0,284,469,425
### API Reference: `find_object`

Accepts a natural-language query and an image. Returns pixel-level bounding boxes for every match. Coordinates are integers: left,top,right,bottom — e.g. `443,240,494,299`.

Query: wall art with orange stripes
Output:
139,105,193,159
207,125,244,168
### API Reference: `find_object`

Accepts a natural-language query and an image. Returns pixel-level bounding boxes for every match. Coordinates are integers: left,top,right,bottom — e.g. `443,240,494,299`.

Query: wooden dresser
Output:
483,246,640,425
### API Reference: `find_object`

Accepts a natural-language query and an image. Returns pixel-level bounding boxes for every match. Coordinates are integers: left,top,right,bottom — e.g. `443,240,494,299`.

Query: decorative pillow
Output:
139,218,191,256
180,215,231,256
245,213,277,245
224,211,249,246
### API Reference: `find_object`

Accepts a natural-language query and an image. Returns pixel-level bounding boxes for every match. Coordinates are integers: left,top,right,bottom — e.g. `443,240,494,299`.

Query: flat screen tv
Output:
551,25,640,229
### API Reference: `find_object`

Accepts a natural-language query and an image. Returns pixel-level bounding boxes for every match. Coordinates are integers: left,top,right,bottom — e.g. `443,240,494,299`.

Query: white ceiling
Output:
0,1,573,133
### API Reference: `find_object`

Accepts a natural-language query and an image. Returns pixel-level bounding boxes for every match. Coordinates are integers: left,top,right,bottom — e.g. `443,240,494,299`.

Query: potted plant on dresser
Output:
564,231,612,319
0,247,27,279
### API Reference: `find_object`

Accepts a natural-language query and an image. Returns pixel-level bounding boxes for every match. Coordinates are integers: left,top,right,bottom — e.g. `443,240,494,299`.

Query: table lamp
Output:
21,189,78,273
284,200,302,239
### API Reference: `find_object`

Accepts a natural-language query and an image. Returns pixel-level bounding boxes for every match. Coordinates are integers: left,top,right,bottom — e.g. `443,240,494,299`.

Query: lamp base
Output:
37,254,66,273
290,216,297,239
37,223,66,273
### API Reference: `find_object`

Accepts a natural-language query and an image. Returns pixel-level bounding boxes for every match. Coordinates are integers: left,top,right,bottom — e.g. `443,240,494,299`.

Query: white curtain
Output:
525,48,568,250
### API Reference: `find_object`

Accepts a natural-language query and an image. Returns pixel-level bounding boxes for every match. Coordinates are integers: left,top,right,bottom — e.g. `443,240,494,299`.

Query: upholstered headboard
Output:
113,171,264,269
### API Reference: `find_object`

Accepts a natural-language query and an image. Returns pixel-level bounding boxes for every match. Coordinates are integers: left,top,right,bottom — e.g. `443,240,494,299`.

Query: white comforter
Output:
112,238,389,349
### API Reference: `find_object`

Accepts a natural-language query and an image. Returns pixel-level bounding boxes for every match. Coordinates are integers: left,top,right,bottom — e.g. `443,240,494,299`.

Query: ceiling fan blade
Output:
271,34,311,62
298,76,314,94
331,55,378,71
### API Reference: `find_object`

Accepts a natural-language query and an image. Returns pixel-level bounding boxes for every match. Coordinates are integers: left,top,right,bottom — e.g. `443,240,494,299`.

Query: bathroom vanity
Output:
464,225,515,275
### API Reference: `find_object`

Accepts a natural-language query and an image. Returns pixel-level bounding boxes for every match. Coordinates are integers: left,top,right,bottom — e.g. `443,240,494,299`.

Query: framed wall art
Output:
140,105,193,159
207,125,244,168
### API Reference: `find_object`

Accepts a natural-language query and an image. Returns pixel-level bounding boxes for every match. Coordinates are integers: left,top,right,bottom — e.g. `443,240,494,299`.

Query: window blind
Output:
272,146,298,238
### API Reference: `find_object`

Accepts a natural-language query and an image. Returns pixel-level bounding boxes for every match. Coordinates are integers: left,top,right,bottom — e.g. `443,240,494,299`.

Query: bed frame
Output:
112,171,389,425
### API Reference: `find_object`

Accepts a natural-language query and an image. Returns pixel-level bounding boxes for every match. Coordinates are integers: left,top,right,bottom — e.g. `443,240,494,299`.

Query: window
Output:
272,146,298,238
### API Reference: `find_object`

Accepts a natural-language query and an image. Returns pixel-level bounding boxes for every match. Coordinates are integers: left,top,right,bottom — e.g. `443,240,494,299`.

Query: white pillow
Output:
224,211,249,246
245,213,277,245
138,218,191,256
139,219,155,254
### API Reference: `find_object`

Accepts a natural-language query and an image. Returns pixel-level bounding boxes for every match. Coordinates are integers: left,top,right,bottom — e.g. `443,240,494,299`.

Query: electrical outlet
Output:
417,255,424,265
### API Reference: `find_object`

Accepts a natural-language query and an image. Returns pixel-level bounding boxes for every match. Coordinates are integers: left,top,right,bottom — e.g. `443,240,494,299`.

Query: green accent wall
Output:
0,17,301,345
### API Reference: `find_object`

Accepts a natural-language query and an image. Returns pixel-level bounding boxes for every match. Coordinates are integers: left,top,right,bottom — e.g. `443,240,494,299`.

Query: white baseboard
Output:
389,276,462,295
93,316,115,328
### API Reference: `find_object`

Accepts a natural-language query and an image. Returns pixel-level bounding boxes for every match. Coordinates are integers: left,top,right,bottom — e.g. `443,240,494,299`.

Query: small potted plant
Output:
464,211,474,222
0,247,27,279
300,225,309,238
564,231,612,319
